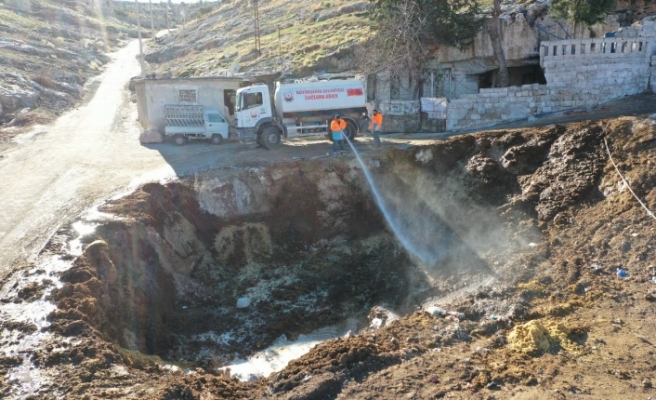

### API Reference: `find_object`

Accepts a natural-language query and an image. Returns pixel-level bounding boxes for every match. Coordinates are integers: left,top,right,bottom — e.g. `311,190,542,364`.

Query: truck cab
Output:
235,85,283,149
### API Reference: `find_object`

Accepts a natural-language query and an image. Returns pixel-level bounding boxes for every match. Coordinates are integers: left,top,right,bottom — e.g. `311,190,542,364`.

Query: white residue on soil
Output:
221,319,358,382
1,255,71,398
1,209,117,398
68,206,121,255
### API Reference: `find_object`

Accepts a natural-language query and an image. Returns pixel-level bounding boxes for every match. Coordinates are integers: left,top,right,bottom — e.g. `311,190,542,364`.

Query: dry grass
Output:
155,0,371,76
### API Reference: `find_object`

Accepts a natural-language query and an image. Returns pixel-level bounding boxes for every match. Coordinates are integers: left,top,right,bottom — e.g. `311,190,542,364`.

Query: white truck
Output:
234,78,369,149
164,104,230,146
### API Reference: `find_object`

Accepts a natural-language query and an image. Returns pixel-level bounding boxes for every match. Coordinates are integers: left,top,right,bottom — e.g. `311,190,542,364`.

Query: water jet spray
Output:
343,136,437,264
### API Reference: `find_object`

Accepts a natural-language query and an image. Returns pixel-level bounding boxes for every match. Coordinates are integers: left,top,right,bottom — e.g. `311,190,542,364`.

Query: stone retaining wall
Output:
446,21,656,131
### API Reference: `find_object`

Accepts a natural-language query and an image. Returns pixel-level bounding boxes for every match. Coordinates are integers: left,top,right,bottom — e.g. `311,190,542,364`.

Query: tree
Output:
488,0,508,87
362,0,483,89
550,0,616,27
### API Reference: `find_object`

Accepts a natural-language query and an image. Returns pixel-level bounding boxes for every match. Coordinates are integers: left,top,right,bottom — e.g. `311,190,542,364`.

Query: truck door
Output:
206,112,229,138
236,87,270,129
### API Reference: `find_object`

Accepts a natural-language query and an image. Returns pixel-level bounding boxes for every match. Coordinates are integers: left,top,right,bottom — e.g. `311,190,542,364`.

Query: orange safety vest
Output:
331,119,346,132
369,113,383,129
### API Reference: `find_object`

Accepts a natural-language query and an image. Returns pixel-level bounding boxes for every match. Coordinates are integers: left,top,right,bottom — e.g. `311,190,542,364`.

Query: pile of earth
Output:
2,116,656,399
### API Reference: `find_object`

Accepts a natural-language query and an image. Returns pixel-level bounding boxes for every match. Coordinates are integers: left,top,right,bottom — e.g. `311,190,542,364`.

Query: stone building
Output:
446,18,656,131
368,3,626,133
134,77,246,133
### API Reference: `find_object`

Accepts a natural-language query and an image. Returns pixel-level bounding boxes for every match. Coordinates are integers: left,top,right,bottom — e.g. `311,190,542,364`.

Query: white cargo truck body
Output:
164,104,230,146
235,78,368,150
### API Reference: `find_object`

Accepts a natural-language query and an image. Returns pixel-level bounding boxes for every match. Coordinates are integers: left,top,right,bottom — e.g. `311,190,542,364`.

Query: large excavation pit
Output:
48,141,528,373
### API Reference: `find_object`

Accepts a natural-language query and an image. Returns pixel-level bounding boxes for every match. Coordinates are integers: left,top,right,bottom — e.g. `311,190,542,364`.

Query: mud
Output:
3,116,656,399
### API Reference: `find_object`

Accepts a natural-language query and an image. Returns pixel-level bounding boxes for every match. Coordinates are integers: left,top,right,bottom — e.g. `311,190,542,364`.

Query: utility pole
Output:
252,0,260,54
166,4,171,33
136,0,145,78
149,0,154,37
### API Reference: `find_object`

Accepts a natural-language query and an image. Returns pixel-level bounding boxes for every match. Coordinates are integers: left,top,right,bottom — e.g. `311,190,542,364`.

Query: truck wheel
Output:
262,126,282,150
344,121,357,142
174,134,186,146
210,134,224,145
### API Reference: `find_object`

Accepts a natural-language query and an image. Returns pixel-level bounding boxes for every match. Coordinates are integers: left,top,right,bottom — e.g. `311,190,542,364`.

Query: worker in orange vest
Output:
369,109,383,148
330,115,347,156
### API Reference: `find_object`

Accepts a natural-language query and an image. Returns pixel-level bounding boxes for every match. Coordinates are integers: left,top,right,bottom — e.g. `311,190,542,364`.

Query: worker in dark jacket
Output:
369,109,383,148
330,115,347,156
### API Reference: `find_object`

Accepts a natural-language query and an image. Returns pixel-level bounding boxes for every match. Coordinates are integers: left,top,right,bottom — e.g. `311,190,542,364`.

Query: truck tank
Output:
273,79,367,125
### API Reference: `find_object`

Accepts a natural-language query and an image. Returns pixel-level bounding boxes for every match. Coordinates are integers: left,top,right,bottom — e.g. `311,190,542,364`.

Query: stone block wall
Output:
447,26,656,131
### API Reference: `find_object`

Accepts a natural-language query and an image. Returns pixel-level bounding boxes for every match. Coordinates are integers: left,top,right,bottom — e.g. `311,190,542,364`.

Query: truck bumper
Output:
236,128,258,141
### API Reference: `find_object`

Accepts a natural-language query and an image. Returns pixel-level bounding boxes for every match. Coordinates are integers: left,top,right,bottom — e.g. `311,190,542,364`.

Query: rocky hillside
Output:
0,0,136,131
146,0,656,80
145,0,374,79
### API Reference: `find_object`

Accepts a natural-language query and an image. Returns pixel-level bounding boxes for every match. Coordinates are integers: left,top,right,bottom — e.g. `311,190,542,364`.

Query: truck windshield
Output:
242,92,263,110
207,114,224,123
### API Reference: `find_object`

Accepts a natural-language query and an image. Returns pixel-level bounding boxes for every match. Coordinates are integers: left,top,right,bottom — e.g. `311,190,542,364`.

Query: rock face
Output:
138,128,163,144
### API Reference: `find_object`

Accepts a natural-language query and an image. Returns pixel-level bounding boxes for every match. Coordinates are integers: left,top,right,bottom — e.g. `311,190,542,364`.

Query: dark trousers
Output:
333,139,344,154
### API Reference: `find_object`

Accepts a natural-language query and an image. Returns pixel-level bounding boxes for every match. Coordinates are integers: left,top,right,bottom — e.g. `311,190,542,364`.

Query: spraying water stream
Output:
343,136,436,264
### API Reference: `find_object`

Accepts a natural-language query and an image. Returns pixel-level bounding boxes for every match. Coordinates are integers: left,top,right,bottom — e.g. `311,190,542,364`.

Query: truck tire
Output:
210,134,224,145
344,121,357,142
174,134,186,146
261,126,282,150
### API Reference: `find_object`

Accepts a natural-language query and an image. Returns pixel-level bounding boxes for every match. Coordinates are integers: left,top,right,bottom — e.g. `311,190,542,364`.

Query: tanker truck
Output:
234,78,368,149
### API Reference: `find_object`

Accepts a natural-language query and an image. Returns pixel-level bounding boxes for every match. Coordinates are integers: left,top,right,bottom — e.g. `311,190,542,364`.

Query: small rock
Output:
370,317,383,329
139,128,163,144
643,379,653,389
426,306,446,317
486,381,499,390
236,297,251,308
